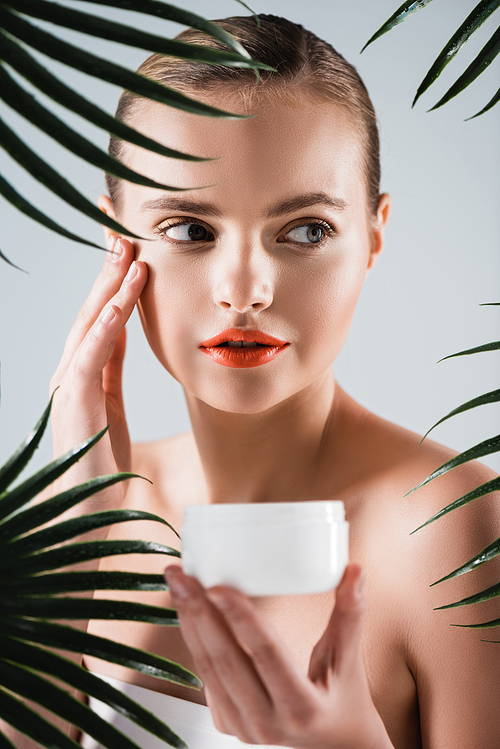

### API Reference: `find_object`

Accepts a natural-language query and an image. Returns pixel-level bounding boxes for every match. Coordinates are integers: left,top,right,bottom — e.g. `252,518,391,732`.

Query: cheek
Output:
137,258,205,378
282,249,368,367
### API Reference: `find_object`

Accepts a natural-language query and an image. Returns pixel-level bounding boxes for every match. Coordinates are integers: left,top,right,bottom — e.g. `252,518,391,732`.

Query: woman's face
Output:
109,92,389,414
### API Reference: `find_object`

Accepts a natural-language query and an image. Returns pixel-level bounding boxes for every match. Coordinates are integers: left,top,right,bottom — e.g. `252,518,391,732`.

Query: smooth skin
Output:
7,92,498,749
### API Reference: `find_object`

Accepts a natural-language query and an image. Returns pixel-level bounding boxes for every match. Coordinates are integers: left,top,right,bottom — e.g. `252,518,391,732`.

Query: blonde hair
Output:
107,14,381,214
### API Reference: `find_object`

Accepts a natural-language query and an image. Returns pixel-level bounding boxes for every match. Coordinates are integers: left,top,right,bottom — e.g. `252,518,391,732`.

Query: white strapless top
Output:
80,674,290,749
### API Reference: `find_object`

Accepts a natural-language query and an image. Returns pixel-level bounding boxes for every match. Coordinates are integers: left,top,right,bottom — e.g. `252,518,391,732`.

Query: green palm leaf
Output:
0,638,187,748
431,536,500,585
409,303,500,625
0,8,247,120
0,30,210,163
6,509,179,554
413,0,500,105
435,581,500,609
454,617,500,628
0,570,167,595
0,474,147,539
406,434,500,496
410,476,500,533
364,1,499,116
429,25,500,110
10,0,263,70
0,1,266,265
465,88,500,120
0,618,200,687
0,659,154,749
235,0,260,18
79,0,251,57
0,426,110,520
0,688,80,749
438,339,500,361
1,538,179,574
1,597,179,624
422,388,500,439
0,248,23,272
0,172,103,251
361,0,435,52
0,398,200,747
0,390,54,495
0,115,144,239
0,66,191,193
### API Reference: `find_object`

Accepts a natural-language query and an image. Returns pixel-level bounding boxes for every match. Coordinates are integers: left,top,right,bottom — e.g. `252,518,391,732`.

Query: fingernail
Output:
111,237,123,262
106,236,121,264
125,260,138,283
100,306,116,325
165,568,190,600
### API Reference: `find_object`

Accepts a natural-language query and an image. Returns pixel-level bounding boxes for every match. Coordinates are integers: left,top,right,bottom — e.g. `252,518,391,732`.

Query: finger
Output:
53,237,133,379
103,326,126,405
204,583,315,715
164,567,273,738
71,258,147,384
309,564,365,683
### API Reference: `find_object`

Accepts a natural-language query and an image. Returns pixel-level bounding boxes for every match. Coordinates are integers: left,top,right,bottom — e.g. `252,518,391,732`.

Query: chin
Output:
194,389,287,416
186,375,298,416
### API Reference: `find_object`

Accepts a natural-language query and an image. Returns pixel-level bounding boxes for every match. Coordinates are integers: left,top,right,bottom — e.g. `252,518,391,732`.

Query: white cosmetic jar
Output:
181,500,349,596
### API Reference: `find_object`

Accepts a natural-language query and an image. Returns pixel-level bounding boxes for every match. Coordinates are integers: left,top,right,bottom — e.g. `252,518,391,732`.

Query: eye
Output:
282,221,333,245
159,220,214,242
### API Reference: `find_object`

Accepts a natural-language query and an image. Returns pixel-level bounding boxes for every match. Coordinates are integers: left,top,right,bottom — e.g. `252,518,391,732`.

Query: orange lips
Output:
200,329,289,368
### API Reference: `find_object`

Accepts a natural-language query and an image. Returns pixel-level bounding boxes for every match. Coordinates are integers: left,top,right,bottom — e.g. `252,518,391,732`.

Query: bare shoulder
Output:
339,395,500,746
332,388,498,525
342,393,500,587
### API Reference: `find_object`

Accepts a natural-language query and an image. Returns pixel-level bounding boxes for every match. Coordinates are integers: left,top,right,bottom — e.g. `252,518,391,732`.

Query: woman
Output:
45,14,499,749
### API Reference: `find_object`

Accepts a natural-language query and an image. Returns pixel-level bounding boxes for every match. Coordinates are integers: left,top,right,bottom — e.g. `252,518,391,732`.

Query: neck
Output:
184,369,339,505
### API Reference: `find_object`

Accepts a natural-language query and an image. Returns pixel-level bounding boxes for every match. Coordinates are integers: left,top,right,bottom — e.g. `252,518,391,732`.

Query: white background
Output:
0,0,499,479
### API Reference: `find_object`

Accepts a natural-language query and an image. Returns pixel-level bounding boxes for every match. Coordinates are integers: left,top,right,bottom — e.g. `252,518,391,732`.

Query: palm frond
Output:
438,340,500,361
0,1,268,265
0,638,188,748
0,389,54,495
0,618,200,688
409,305,500,627
429,25,500,111
0,65,190,193
431,536,500,585
0,30,210,163
10,0,263,70
422,388,500,439
77,0,252,57
406,434,500,496
413,0,500,105
0,114,144,240
435,581,500,609
0,398,200,747
361,0,435,52
410,476,500,533
6,509,179,554
363,0,500,117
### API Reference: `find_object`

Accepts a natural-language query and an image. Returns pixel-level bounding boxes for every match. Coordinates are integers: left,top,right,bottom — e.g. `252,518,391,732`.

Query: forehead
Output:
120,92,366,216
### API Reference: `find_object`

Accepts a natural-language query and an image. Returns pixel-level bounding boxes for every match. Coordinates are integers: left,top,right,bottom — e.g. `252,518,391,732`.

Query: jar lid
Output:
183,500,345,527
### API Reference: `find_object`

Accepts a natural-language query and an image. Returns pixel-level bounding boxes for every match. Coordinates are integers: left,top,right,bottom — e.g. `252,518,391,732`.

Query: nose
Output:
213,245,273,314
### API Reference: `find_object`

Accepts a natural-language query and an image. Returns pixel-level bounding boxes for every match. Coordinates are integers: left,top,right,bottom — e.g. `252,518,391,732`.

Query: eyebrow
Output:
138,191,347,218
138,197,223,217
266,192,348,217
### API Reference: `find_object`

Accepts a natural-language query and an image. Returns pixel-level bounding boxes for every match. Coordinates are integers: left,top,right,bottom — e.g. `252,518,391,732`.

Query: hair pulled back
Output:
107,14,381,215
